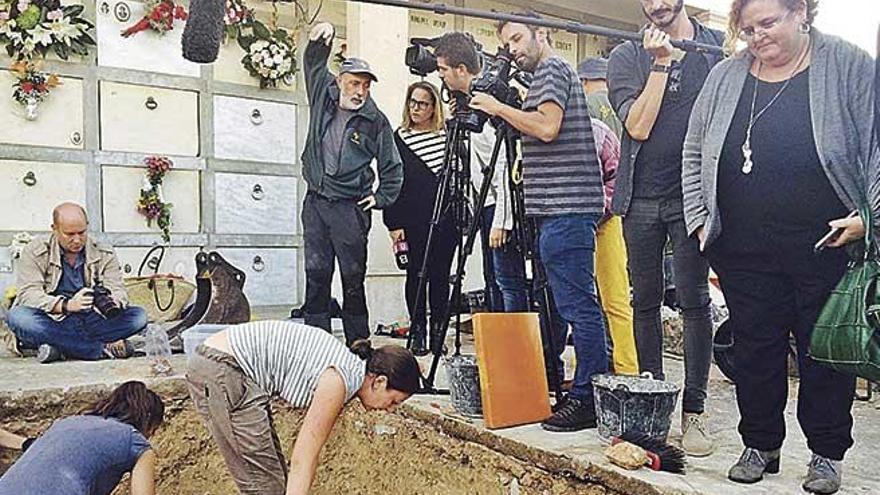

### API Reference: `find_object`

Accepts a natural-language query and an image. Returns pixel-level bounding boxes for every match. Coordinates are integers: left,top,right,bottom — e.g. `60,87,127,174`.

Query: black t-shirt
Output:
715,69,848,255
632,51,710,199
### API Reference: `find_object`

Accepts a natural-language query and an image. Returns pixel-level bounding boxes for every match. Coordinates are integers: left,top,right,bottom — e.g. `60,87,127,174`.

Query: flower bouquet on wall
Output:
137,156,174,243
238,19,296,89
121,0,187,38
10,59,59,120
0,0,95,60
223,0,252,41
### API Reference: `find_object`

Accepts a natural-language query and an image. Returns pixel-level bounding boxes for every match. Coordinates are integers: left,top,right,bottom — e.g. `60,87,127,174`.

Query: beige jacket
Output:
13,234,128,321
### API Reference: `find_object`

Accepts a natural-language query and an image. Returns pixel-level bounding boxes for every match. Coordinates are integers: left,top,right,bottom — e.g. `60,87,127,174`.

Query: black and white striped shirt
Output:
522,56,604,217
228,321,366,407
397,128,446,175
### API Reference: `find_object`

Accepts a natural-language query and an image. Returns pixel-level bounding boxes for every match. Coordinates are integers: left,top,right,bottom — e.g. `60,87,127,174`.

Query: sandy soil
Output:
1,386,616,495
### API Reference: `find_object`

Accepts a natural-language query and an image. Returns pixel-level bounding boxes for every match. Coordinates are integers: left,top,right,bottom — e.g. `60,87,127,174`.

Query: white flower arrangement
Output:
0,0,95,60
238,20,296,89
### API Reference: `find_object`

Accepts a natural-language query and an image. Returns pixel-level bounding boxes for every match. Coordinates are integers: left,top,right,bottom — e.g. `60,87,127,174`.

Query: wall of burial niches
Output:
0,0,355,311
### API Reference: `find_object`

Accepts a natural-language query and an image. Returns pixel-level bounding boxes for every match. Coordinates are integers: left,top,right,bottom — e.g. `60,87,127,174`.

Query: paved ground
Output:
0,326,877,494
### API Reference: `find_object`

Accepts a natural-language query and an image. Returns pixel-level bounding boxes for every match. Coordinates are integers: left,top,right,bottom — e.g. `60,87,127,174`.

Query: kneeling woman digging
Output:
186,321,421,494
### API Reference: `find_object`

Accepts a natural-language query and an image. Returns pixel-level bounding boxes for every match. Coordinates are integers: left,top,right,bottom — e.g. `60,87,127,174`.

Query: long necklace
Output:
741,38,811,174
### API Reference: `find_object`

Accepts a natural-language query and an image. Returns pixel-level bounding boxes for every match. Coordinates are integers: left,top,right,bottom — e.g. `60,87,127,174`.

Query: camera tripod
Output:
407,96,565,403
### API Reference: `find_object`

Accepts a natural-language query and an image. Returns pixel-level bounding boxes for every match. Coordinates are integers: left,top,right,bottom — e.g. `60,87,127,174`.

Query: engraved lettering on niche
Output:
555,40,573,51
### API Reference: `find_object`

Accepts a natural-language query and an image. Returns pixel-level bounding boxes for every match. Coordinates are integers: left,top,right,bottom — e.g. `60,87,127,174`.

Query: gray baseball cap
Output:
339,57,378,82
577,57,609,80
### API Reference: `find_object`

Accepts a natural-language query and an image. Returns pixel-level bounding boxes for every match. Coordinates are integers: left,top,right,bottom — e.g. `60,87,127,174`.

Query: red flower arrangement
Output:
121,0,187,38
137,156,174,243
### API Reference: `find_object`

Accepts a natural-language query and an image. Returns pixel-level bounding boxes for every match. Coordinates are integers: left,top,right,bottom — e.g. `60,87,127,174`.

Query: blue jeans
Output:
538,214,608,402
7,306,147,360
481,205,529,312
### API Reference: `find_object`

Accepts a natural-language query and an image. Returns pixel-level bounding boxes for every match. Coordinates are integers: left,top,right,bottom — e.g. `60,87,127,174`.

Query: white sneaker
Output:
681,412,715,457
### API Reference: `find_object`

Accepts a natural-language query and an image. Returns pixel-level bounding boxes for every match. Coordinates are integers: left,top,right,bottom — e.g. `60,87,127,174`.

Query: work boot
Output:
541,397,596,432
681,412,715,457
409,322,429,357
802,453,842,494
728,447,781,483
103,339,134,359
36,344,63,364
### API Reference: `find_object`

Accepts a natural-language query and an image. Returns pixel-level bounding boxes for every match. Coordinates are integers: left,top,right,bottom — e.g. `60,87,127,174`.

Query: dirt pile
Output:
2,381,618,495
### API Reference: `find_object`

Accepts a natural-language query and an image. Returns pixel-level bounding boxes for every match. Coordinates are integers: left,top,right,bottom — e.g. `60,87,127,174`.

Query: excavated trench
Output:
0,381,621,495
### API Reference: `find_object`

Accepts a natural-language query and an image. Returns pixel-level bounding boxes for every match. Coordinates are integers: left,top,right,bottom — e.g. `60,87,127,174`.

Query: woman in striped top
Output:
186,321,420,495
383,81,455,356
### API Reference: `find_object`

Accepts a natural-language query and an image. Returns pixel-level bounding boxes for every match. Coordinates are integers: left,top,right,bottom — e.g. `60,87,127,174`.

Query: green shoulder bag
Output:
810,205,880,381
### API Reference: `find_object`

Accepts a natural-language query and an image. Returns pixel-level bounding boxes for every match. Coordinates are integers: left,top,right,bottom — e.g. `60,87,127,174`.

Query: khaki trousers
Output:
185,345,287,494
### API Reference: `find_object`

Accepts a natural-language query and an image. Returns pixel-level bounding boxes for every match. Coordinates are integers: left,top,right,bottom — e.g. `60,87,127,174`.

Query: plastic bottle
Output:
145,324,173,376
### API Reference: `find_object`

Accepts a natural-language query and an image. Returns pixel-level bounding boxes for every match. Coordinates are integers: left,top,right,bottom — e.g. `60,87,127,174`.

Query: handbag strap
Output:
138,245,166,277
149,278,176,312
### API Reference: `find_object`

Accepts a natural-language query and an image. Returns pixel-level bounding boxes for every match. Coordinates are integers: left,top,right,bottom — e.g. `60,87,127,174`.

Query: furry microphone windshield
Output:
181,0,225,63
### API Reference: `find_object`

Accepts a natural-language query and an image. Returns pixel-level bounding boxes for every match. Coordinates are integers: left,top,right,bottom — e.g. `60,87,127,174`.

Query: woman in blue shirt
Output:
0,381,164,495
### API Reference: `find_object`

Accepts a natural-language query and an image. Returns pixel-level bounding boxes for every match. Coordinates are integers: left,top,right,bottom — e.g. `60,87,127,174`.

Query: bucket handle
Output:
611,371,656,394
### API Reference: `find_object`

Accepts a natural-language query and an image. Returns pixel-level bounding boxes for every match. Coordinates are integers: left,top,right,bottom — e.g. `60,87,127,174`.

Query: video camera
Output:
404,35,528,133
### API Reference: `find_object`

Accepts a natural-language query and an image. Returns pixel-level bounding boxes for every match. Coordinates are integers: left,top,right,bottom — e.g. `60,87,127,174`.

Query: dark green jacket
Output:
300,39,403,208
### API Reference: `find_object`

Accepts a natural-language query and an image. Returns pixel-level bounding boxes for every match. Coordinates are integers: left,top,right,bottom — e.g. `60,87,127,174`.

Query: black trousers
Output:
707,238,856,460
302,193,371,345
403,215,456,329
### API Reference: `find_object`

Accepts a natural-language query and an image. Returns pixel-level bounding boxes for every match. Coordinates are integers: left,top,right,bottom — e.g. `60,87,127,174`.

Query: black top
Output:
632,51,710,199
382,130,444,230
715,69,848,255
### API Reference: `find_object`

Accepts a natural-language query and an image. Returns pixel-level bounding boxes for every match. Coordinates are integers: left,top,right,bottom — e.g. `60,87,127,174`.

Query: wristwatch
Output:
61,297,69,315
651,63,671,73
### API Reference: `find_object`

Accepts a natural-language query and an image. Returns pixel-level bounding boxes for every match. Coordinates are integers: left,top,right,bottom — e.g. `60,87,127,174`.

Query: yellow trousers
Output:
595,216,639,375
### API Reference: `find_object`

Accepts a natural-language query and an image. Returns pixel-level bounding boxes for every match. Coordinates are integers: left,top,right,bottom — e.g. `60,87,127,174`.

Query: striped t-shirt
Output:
228,321,366,408
397,128,446,175
521,56,604,217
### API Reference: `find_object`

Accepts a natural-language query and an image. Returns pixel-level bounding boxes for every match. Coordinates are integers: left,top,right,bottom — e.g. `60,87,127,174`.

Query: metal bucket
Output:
592,372,680,443
445,355,482,418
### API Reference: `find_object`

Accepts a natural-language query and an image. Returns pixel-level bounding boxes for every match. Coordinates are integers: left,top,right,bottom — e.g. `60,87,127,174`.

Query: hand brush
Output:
611,432,687,474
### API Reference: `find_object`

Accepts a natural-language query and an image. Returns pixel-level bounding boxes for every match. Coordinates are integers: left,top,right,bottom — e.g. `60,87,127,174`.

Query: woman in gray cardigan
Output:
681,0,878,493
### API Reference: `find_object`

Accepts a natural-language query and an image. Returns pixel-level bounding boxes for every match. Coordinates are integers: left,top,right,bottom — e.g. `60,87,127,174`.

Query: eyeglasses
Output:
408,98,432,111
738,11,792,41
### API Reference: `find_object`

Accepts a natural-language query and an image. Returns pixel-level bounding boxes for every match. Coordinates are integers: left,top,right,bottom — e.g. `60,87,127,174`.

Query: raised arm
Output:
608,30,677,142
304,23,336,105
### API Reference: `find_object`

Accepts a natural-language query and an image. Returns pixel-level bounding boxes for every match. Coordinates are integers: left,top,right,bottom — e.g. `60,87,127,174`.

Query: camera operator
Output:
469,13,608,432
7,203,147,363
433,32,529,314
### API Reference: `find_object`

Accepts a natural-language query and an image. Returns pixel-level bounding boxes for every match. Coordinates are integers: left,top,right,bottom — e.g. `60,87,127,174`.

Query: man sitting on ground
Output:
7,202,147,363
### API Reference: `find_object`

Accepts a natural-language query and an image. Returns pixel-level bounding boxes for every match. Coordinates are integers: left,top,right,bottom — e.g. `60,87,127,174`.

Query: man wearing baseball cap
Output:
299,21,403,345
578,57,622,138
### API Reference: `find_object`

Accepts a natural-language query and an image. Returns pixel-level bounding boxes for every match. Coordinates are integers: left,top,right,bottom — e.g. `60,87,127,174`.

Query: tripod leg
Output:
532,256,565,402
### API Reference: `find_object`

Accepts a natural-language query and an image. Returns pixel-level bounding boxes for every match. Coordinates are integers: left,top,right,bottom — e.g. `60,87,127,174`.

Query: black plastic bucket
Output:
446,355,482,417
592,372,680,443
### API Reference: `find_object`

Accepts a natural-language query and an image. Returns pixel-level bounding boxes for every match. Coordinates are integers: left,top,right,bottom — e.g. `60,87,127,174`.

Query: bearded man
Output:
300,22,403,345
606,0,724,456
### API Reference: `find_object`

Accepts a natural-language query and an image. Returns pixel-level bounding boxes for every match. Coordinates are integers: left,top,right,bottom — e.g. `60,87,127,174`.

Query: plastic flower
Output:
28,25,53,46
48,17,81,42
46,9,62,21
15,4,40,30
